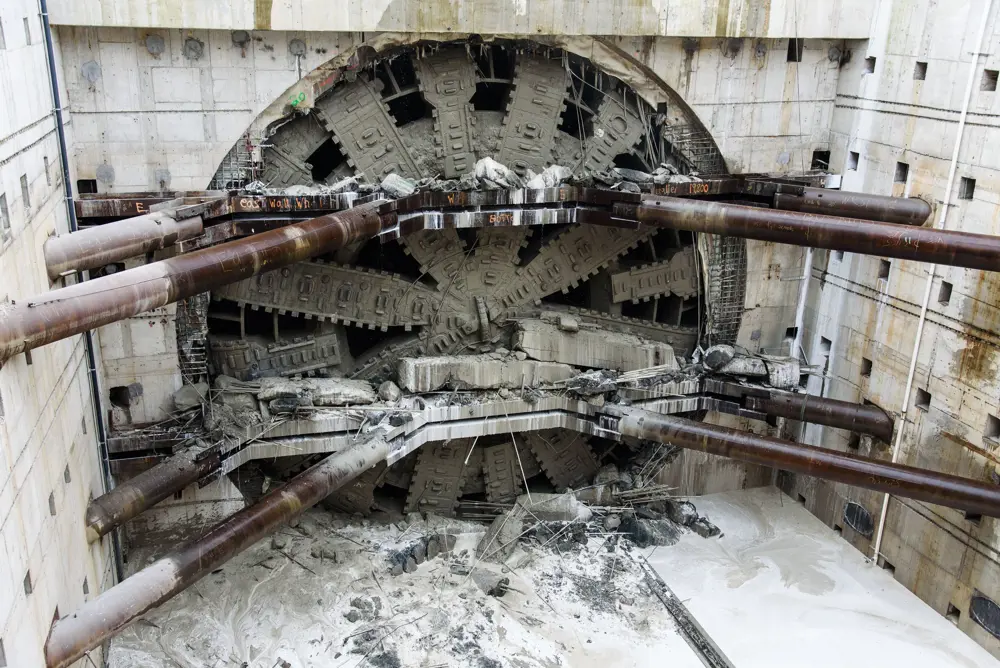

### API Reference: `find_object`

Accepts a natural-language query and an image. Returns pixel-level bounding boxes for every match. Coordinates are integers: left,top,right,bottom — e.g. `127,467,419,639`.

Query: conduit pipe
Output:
611,408,1000,518
774,187,932,226
625,196,1000,272
43,209,205,280
44,435,391,668
741,389,895,444
872,0,995,561
84,448,221,543
0,202,385,360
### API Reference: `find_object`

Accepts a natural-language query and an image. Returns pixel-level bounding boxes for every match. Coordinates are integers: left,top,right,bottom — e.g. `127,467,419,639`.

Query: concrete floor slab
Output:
647,487,1000,668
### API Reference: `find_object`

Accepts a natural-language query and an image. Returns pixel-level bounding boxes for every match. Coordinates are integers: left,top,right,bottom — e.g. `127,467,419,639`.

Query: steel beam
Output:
43,210,204,280
44,435,390,668
85,447,220,543
612,407,1000,517
0,202,385,360
774,188,931,226
708,381,895,442
628,196,1000,272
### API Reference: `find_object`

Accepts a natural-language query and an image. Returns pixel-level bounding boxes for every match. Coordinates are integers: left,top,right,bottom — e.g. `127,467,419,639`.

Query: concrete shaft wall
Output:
782,0,1000,657
46,0,874,39
0,1,112,667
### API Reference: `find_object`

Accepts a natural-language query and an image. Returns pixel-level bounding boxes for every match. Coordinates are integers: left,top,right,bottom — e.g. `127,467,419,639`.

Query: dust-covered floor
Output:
108,511,705,668
647,487,1000,668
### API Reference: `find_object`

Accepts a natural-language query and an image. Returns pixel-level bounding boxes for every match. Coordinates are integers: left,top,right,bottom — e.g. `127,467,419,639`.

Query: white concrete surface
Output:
648,487,1000,668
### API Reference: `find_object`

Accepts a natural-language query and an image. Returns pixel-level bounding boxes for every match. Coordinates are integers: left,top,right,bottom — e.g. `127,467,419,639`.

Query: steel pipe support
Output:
0,202,385,360
45,435,391,668
631,196,1000,272
43,210,204,280
613,408,1000,517
733,387,895,443
85,448,220,544
775,188,931,226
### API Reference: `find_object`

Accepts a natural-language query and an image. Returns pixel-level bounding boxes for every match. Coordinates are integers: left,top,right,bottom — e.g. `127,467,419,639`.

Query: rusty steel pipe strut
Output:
710,381,895,443
43,209,204,280
774,188,931,226
44,435,390,668
0,202,385,361
610,408,1000,517
84,448,220,544
623,195,1000,272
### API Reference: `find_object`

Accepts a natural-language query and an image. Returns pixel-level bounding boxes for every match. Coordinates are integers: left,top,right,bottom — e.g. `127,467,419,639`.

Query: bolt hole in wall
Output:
847,151,860,170
894,161,909,184
864,56,877,74
861,356,873,377
982,69,998,92
811,150,830,170
984,414,1000,441
959,176,976,200
947,603,962,625
787,38,804,63
914,61,927,80
878,259,891,280
939,280,953,305
77,178,98,194
915,388,931,412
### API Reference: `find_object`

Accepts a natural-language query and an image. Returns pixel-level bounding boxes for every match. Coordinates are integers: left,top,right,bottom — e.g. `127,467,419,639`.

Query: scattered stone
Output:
172,382,208,411
437,531,458,552
390,562,403,576
403,557,417,573
604,514,622,531
378,380,401,402
525,164,573,189
613,167,653,183
517,493,592,522
514,350,528,360
271,534,288,550
412,541,427,565
620,517,680,548
487,577,511,598
477,506,526,562
474,157,524,189
344,610,362,623
703,344,736,371
666,499,699,526
426,538,441,560
691,517,722,538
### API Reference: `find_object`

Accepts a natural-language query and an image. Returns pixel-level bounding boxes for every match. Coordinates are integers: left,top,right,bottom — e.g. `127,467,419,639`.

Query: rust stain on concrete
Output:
255,0,273,30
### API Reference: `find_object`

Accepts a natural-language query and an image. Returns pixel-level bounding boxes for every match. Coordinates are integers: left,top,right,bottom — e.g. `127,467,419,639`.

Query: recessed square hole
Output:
864,56,877,74
796,494,807,505
913,61,927,80
811,150,830,170
77,179,98,195
861,357,873,377
820,336,832,355
848,433,861,450
833,250,845,262
787,38,804,63
946,603,961,625
173,490,183,501
878,259,891,280
985,414,1000,441
894,161,909,184
784,326,799,339
24,349,32,365
23,571,32,595
880,558,896,575
915,388,931,411
799,373,810,389
938,281,953,305
848,151,860,170
834,524,844,535
960,177,976,200
965,511,983,524
982,69,998,92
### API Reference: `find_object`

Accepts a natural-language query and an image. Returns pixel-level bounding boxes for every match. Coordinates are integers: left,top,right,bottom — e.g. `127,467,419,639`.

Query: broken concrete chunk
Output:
426,538,441,560
516,493,592,523
515,319,676,372
403,557,418,573
412,541,426,565
473,157,524,189
397,355,575,392
257,377,376,406
380,173,417,199
604,514,622,531
477,507,526,563
377,380,401,402
172,382,208,411
525,164,573,189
